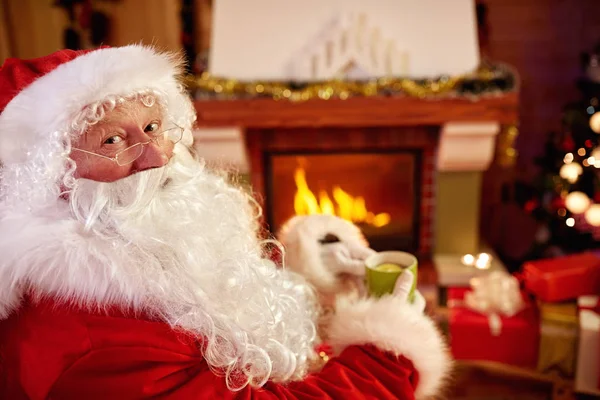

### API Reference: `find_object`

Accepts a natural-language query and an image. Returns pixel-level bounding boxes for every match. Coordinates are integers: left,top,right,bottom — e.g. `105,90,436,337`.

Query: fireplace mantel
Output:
194,93,519,128
194,93,519,173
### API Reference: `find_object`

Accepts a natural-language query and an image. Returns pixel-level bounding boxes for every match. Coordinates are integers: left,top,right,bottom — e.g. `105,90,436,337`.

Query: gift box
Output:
536,301,578,378
575,296,600,396
434,252,505,307
448,280,540,368
522,252,600,303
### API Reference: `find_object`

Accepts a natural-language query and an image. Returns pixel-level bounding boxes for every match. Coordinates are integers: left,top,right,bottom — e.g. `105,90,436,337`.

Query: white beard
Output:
0,147,318,390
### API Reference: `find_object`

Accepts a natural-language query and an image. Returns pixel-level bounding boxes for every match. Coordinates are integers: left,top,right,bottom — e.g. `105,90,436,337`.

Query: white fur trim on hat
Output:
327,295,452,399
0,45,193,165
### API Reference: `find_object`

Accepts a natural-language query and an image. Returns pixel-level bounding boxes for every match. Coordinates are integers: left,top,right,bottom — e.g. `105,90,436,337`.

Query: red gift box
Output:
522,252,600,303
448,288,540,368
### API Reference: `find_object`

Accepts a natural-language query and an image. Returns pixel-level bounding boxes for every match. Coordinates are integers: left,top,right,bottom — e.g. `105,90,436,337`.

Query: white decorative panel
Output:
282,13,410,80
192,128,249,173
210,0,479,81
438,122,501,172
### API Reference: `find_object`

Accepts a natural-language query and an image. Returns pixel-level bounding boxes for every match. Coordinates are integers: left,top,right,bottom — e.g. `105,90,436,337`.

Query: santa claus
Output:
0,46,450,399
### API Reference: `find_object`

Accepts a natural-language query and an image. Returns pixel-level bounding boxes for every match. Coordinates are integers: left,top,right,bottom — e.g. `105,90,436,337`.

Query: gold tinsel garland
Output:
496,125,520,168
186,63,514,102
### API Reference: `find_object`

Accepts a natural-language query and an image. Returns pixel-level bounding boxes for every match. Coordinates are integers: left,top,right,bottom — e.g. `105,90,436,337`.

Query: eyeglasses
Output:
71,124,184,166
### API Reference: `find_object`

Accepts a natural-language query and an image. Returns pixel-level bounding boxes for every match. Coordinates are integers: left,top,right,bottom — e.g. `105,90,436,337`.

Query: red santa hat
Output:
0,45,194,166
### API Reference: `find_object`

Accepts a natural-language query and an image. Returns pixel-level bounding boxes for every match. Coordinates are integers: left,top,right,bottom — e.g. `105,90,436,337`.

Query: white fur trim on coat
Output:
327,295,452,399
0,45,193,165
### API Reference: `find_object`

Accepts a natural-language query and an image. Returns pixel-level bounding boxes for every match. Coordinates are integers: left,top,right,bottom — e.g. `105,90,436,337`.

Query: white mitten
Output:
320,241,376,276
393,270,426,313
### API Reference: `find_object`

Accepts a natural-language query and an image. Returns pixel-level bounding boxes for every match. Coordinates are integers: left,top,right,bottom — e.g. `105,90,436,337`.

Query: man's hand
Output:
393,271,426,313
320,242,375,276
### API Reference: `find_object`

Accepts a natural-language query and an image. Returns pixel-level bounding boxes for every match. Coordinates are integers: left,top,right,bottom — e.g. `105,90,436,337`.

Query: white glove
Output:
320,242,376,276
393,270,426,313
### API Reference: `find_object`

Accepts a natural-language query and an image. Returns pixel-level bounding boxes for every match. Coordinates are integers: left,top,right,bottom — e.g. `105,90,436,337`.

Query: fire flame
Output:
293,167,391,227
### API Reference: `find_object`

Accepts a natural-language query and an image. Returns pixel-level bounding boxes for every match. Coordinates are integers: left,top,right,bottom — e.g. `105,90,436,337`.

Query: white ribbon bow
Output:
464,271,525,336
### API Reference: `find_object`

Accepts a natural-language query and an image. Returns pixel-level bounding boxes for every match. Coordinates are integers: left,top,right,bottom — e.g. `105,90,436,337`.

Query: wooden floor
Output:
443,361,599,400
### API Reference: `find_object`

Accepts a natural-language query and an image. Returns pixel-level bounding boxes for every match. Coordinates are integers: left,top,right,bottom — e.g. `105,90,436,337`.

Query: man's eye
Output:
145,122,160,133
104,135,123,145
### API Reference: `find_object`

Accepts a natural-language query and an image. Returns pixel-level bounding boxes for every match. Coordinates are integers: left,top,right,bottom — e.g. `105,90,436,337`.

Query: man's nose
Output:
131,139,170,172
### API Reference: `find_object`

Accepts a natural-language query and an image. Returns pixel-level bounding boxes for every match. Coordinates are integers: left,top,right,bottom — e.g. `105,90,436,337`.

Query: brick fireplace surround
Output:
246,126,438,256
194,94,519,283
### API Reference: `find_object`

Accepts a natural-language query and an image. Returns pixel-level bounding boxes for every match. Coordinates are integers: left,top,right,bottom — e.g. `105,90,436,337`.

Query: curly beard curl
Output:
68,146,318,390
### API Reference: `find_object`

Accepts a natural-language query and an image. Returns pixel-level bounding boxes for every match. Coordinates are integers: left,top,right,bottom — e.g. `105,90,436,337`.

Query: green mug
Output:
365,251,418,302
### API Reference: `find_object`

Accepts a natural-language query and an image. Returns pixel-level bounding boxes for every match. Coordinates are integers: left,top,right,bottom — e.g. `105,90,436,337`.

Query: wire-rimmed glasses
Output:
71,124,184,166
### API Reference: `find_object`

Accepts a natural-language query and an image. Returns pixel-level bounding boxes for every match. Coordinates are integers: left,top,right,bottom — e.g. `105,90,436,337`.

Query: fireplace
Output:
265,150,422,252
247,125,438,257
266,150,420,252
194,94,519,281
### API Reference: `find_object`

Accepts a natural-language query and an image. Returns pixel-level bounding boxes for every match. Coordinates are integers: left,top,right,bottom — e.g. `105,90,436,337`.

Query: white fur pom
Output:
327,295,452,399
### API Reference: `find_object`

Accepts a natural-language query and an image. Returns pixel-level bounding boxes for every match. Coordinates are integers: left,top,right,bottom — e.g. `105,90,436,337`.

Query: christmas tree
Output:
518,43,600,259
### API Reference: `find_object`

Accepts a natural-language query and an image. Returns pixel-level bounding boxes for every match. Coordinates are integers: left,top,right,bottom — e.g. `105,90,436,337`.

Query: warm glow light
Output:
293,167,390,227
566,217,575,227
332,186,354,221
585,204,600,226
565,191,591,214
461,252,492,269
563,153,574,164
351,196,367,222
578,148,587,156
318,191,335,215
478,253,490,262
593,148,600,167
590,112,600,133
559,162,583,183
461,254,475,265
558,208,567,217
475,258,490,270
293,168,320,215
589,156,596,165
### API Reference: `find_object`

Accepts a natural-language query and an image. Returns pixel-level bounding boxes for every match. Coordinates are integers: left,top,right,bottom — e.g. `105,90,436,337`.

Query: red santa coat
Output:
0,297,447,399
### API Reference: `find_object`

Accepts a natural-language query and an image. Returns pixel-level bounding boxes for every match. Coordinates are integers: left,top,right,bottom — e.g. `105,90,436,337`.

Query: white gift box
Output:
575,296,600,396
209,0,479,81
434,252,507,288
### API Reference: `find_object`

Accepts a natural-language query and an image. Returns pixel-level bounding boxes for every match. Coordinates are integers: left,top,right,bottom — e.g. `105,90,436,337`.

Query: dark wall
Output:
484,0,600,178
